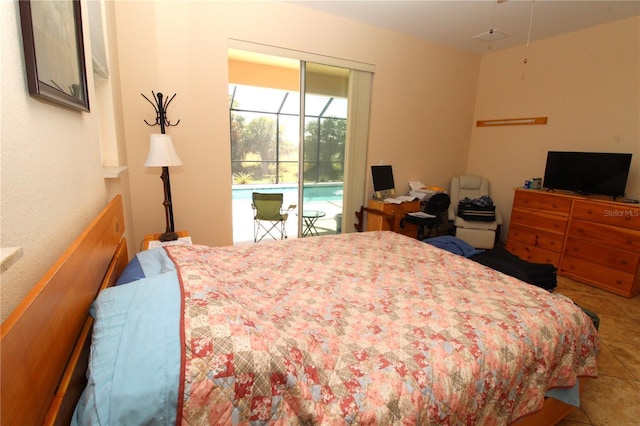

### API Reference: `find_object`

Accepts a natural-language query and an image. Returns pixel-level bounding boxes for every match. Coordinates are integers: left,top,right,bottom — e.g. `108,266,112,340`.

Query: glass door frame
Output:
228,40,375,241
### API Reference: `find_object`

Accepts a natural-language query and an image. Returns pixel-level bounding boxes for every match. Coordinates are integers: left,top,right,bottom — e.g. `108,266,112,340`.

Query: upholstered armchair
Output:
448,175,502,249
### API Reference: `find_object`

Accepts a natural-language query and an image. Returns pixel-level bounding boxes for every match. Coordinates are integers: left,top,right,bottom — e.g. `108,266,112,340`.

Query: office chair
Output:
400,192,451,240
252,192,296,243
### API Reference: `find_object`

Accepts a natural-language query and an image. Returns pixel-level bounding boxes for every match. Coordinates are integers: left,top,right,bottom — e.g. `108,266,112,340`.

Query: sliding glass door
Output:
229,46,372,244
298,62,348,238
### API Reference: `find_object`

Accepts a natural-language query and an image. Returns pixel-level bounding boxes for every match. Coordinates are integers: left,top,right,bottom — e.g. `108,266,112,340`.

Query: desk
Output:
301,210,325,237
367,199,421,238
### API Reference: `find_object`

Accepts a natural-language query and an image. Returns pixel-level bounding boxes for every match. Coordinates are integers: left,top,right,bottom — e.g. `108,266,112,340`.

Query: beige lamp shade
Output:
144,134,183,167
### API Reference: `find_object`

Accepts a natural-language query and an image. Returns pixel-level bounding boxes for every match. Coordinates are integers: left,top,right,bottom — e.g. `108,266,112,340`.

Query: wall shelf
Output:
1,247,23,273
476,116,548,127
102,166,127,179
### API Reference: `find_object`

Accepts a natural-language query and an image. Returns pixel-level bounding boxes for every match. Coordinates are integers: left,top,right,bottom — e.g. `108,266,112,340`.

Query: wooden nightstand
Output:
141,230,191,251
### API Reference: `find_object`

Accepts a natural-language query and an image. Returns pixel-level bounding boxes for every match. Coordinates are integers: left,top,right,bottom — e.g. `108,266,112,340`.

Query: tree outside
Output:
303,115,346,183
230,92,345,186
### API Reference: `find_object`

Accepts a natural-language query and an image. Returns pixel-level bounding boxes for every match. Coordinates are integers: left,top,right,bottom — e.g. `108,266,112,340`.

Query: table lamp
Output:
144,133,182,241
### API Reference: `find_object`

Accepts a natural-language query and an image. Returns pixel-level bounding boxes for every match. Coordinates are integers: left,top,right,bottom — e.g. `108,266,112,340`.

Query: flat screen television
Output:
542,151,632,198
371,165,395,199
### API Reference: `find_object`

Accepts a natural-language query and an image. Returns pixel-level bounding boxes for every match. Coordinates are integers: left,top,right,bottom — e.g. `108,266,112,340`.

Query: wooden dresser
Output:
367,199,421,238
506,189,640,298
506,190,572,266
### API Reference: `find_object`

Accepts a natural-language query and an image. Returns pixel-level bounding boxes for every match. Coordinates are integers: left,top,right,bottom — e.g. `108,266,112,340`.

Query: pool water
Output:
232,183,344,202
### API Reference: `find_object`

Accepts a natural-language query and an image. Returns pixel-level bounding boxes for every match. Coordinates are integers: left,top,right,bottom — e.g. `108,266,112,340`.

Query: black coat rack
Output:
142,91,181,241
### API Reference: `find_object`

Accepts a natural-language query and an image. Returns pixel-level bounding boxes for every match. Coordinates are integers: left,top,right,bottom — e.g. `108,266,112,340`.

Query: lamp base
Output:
159,231,179,242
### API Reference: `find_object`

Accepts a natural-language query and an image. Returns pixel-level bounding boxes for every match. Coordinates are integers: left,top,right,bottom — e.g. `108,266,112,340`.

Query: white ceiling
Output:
289,0,640,55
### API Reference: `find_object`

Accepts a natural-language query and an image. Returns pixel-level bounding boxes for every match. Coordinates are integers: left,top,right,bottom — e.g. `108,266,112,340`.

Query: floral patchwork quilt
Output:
165,231,599,425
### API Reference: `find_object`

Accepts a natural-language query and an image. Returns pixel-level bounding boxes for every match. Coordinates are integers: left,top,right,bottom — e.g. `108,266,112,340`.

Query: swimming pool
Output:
232,183,344,202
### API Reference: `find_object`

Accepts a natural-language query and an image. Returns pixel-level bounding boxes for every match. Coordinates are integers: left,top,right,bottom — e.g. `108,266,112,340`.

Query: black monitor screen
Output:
371,165,395,198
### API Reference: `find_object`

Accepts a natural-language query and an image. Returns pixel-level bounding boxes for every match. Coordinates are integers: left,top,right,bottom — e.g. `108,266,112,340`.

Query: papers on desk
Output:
409,181,427,191
407,211,436,219
382,182,447,203
410,181,446,192
409,181,447,201
384,195,418,204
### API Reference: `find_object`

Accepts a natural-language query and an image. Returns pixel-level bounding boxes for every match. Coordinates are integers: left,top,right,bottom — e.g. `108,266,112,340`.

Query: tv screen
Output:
371,165,395,198
543,151,632,198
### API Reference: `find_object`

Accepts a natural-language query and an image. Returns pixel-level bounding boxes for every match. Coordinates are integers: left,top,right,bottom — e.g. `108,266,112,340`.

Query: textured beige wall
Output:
229,59,300,92
468,16,640,241
1,1,106,321
112,1,480,248
6,1,633,322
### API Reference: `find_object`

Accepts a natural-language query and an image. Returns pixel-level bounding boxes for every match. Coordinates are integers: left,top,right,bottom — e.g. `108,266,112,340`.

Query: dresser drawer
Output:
510,207,568,234
572,200,640,231
513,191,572,216
508,224,564,254
560,256,636,297
564,236,640,274
568,219,640,252
505,240,561,267
509,188,640,297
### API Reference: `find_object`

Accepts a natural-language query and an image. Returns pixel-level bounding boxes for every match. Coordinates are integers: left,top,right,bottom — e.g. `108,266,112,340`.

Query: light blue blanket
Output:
72,262,181,425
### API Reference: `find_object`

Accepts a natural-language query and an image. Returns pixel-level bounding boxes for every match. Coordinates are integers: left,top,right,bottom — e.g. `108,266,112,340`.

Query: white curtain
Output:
227,39,375,235
342,70,373,233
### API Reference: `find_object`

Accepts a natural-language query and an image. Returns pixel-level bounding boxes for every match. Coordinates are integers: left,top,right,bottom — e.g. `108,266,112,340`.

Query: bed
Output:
1,195,599,425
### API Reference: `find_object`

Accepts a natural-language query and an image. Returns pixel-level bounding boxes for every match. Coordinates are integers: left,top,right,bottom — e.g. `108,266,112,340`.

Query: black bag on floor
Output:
576,304,600,330
470,245,557,292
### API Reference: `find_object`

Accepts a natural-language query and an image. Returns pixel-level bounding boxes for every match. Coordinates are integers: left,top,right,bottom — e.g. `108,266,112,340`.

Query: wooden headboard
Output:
1,195,129,425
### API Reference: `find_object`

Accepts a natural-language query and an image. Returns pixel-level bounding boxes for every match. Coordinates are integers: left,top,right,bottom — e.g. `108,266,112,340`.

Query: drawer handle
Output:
627,238,633,244
569,265,575,270
587,209,594,214
553,223,559,228
621,260,628,265
552,203,557,208
616,279,622,285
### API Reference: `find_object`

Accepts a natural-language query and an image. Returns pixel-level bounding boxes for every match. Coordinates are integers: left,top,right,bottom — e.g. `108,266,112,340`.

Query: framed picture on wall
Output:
19,0,90,112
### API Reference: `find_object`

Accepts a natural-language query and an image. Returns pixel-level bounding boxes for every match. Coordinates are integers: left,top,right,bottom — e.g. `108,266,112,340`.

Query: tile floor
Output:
555,277,640,426
233,198,342,245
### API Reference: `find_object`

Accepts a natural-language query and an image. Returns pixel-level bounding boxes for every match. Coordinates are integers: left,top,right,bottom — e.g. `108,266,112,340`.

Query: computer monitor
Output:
371,165,396,199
